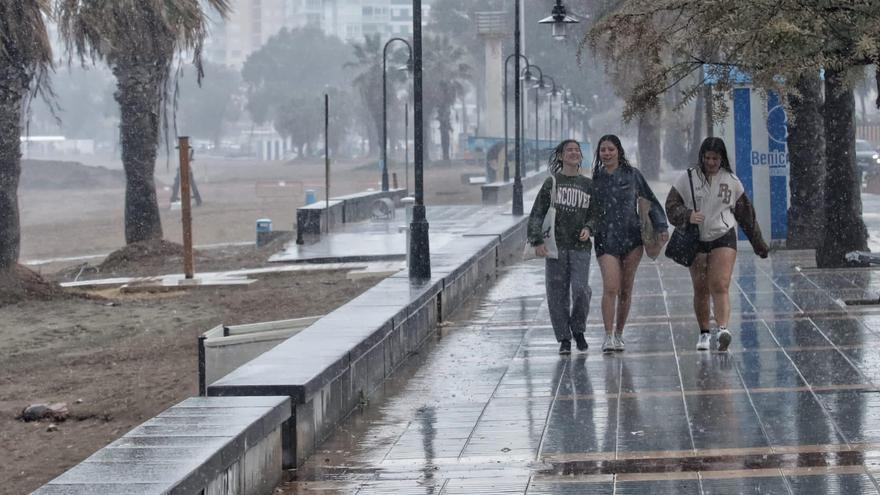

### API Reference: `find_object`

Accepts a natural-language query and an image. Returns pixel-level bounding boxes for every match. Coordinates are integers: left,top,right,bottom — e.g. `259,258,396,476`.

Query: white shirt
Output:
673,168,744,242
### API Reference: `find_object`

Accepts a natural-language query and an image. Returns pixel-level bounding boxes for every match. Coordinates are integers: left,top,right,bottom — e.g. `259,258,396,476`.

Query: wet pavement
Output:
278,247,880,494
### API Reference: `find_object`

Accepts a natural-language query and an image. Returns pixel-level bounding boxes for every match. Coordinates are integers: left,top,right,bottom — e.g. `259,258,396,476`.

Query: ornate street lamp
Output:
503,52,529,183
512,0,524,215
523,64,544,172
544,76,558,143
382,37,413,192
409,0,430,278
538,0,580,41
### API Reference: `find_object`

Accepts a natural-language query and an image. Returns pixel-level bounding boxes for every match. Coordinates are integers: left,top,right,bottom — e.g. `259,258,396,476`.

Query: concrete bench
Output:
481,168,548,205
295,199,343,244
33,396,291,495
207,215,529,468
295,189,407,244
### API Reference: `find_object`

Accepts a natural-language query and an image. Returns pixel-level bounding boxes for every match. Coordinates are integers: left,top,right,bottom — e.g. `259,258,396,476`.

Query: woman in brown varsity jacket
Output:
665,137,769,353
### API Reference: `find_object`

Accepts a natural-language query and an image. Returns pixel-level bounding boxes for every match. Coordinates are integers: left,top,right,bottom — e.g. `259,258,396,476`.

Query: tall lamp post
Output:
544,76,558,143
382,37,413,192
409,0,430,278
523,64,544,172
503,53,529,183
512,0,524,215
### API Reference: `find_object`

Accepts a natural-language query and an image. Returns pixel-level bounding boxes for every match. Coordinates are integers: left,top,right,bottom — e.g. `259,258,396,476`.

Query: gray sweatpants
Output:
545,249,593,342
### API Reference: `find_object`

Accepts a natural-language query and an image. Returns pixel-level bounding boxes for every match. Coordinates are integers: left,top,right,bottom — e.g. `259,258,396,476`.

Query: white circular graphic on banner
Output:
767,105,788,144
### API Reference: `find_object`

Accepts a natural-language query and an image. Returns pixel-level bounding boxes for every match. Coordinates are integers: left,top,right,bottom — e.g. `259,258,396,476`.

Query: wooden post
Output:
179,137,194,279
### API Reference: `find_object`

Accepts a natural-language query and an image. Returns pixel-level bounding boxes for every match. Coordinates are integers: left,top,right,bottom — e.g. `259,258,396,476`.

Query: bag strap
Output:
686,168,698,211
550,174,558,206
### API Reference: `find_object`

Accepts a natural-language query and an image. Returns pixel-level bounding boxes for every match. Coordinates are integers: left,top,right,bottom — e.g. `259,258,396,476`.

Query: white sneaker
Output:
696,332,711,351
717,327,732,352
602,335,615,353
613,333,625,351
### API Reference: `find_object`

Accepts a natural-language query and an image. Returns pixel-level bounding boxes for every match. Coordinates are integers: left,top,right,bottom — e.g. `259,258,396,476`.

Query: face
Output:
598,140,619,166
702,150,722,174
561,142,582,166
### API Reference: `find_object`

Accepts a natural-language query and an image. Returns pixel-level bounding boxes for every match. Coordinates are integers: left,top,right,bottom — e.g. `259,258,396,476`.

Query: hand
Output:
579,228,591,242
535,244,549,257
658,231,669,243
755,243,770,258
690,211,705,224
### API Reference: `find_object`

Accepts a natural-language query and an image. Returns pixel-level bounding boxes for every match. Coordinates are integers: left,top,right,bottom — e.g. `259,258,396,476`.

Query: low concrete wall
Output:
199,317,322,395
33,396,291,495
208,213,530,469
481,168,548,205
295,189,407,244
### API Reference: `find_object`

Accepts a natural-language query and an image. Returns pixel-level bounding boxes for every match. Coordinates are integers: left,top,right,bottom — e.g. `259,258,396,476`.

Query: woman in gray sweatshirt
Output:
591,135,668,353
528,140,597,355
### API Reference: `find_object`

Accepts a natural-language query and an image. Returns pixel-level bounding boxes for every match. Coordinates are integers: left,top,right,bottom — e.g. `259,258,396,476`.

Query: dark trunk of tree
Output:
438,105,452,162
816,68,869,267
637,105,661,180
113,59,165,244
787,73,826,249
0,65,28,270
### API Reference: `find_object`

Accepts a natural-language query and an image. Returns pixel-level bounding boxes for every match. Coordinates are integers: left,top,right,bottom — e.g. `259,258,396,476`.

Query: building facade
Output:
206,0,431,68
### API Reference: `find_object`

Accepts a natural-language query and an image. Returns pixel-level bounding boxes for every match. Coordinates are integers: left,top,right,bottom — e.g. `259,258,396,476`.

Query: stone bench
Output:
208,216,528,468
295,189,407,244
33,396,291,495
480,168,548,205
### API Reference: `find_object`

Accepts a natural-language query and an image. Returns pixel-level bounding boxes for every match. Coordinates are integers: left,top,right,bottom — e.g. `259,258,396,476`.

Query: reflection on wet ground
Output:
280,249,880,494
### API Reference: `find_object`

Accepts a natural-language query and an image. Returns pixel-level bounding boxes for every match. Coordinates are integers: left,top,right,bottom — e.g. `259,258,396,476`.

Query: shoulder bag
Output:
664,168,700,267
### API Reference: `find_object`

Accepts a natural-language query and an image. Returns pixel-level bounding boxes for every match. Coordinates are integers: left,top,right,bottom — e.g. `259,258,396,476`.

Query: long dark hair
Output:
592,134,632,176
698,137,733,175
547,139,581,174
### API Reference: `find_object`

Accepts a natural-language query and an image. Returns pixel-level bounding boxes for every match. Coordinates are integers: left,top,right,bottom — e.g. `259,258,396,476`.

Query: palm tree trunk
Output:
113,59,165,244
0,64,28,270
787,73,825,249
439,106,452,161
816,68,868,267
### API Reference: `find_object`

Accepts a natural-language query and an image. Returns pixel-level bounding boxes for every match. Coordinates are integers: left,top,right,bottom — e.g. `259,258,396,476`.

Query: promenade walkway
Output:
279,244,880,493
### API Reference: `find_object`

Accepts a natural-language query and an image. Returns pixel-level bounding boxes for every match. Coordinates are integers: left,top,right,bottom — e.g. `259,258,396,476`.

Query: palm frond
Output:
0,0,53,81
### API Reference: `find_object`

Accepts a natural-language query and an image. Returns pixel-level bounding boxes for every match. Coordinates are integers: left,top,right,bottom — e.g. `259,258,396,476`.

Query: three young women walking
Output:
528,140,596,354
590,135,669,353
665,137,769,352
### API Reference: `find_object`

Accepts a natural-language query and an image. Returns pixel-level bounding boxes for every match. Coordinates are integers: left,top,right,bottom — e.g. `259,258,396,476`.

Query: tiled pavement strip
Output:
279,193,880,494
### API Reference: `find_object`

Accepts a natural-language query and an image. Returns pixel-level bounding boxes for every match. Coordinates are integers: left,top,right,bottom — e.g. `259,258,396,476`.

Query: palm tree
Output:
0,0,52,271
56,0,230,245
348,34,385,157
423,35,471,162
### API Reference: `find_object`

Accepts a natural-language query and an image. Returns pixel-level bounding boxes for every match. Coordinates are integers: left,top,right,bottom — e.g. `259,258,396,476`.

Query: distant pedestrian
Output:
591,135,668,353
528,139,596,355
665,137,769,352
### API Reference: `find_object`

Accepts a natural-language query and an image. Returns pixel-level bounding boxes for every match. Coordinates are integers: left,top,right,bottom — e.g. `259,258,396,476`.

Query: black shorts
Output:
696,228,738,254
594,231,643,258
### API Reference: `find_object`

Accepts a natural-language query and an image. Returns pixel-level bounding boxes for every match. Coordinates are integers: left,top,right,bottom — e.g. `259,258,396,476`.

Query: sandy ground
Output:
1,155,484,494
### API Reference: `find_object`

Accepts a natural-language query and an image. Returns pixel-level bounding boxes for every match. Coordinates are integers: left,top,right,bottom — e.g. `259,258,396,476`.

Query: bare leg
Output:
707,247,737,328
597,254,622,336
614,246,644,334
689,253,711,329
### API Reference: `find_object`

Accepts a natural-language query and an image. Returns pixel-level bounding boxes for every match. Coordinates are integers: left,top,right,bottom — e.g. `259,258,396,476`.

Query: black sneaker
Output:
559,339,571,354
574,333,588,351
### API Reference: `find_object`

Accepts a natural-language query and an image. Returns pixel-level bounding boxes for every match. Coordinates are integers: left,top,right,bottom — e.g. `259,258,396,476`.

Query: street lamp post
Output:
409,0,430,278
382,37,413,192
531,67,545,171
512,0,523,215
503,52,529,183
544,76,558,143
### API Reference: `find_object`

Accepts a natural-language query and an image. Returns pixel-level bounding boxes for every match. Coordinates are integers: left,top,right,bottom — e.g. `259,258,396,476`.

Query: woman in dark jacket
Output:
591,135,668,353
